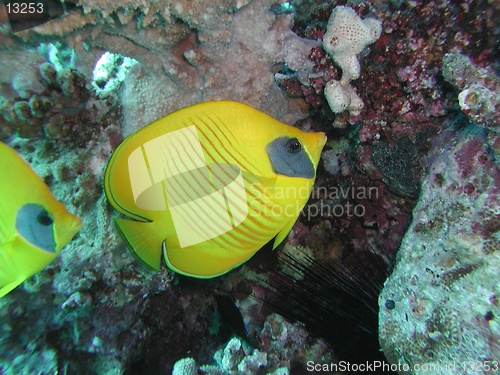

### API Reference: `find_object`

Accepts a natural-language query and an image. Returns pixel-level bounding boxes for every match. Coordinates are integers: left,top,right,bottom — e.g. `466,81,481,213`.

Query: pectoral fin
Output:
273,216,298,249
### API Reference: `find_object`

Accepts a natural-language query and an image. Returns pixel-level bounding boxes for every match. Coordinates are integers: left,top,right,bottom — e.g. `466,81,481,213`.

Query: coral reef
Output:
172,357,197,375
1,0,331,372
0,136,184,374
174,313,335,375
3,0,320,135
0,0,499,373
280,0,500,372
0,44,119,144
379,121,500,374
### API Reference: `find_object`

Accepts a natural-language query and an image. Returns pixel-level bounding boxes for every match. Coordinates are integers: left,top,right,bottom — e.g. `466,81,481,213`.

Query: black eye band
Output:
266,137,314,179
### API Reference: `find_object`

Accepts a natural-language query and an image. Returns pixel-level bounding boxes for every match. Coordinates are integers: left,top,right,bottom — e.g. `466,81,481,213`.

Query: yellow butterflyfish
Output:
104,101,326,278
0,142,83,297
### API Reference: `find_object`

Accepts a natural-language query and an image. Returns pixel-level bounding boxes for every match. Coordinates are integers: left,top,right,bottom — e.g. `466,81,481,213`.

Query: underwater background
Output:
0,0,499,374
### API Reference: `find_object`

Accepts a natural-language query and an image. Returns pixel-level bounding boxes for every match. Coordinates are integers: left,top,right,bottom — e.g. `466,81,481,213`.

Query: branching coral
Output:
173,313,334,375
0,44,119,145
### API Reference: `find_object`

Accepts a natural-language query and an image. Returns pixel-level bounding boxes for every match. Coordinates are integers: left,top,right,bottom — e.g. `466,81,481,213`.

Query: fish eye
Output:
37,209,54,226
16,204,56,252
285,138,302,154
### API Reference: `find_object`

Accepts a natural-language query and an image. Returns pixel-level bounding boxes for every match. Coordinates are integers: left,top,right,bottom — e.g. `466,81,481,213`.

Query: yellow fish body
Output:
104,101,326,278
0,142,83,297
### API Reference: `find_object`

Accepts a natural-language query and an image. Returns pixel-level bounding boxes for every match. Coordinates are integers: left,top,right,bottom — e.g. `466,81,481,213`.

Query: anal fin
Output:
0,278,25,298
114,218,162,271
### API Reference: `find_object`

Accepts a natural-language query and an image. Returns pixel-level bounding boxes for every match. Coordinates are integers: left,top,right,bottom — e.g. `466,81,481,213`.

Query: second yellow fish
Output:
0,142,83,297
104,101,326,278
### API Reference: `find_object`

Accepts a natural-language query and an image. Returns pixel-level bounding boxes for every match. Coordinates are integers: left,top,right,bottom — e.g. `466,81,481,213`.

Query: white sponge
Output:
322,6,381,116
322,6,382,81
324,80,364,116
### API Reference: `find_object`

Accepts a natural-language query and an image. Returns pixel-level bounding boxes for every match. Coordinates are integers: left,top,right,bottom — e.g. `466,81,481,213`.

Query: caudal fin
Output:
114,218,162,271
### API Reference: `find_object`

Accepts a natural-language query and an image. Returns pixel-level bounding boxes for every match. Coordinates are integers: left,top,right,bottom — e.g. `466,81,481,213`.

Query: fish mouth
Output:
306,132,327,165
74,216,84,231
60,213,84,247
318,132,327,148
71,215,84,234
